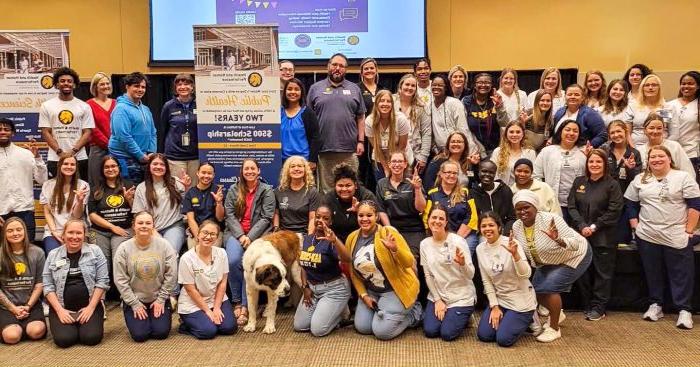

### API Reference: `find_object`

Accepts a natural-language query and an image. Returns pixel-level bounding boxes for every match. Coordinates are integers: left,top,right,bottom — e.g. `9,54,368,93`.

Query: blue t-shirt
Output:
281,106,310,160
181,185,220,227
300,234,341,283
427,188,473,232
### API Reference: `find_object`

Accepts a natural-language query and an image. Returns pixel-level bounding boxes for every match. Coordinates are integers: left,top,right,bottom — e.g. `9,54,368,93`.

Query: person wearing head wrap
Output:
510,158,562,216
510,190,591,343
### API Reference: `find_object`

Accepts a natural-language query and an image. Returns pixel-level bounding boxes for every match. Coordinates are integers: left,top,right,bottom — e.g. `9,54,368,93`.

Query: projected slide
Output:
150,0,425,62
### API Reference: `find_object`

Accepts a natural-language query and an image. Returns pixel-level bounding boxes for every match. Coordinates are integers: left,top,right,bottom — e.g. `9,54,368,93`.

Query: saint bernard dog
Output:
242,230,303,333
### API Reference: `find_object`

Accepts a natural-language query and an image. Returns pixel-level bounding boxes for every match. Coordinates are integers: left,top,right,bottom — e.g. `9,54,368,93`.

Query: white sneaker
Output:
537,306,566,325
558,310,566,325
643,303,664,321
677,310,693,329
43,302,50,317
536,325,561,343
529,312,545,336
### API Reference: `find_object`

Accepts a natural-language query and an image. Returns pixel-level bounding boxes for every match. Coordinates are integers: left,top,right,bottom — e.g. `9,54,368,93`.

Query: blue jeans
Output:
159,221,186,255
423,301,473,341
477,306,533,347
225,236,247,306
178,299,236,339
114,156,146,185
637,237,694,312
123,302,172,342
294,277,351,337
43,236,62,254
465,232,479,256
354,290,421,340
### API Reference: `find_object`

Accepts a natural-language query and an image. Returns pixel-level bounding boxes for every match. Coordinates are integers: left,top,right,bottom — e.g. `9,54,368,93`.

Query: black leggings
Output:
48,305,104,348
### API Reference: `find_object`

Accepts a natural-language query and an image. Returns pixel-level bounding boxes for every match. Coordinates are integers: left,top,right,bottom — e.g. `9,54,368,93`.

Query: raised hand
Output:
454,246,465,266
23,138,40,158
74,186,89,203
583,140,593,157
542,218,562,246
502,230,519,257
346,196,359,213
380,228,398,252
122,186,135,202
317,221,337,244
410,169,422,190
490,89,503,108
179,169,192,189
623,154,636,169
211,184,224,203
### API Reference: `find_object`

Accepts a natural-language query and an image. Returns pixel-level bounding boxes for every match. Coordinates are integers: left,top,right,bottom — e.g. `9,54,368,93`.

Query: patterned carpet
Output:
2,304,700,367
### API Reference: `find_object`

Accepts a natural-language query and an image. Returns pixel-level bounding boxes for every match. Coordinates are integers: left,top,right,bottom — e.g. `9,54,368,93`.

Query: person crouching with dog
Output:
293,205,352,337
346,200,422,340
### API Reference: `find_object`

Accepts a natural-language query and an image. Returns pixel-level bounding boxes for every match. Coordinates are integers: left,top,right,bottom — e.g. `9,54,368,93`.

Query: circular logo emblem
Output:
106,195,125,208
248,72,263,87
191,197,200,204
134,255,161,281
15,262,27,276
294,34,312,48
347,35,360,45
40,75,53,89
58,110,74,125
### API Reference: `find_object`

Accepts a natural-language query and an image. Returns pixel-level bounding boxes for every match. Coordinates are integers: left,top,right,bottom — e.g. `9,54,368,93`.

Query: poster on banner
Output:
0,30,70,231
193,24,281,186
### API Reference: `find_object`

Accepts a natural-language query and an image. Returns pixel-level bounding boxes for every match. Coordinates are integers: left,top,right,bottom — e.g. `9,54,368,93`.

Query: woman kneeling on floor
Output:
476,212,536,347
43,219,109,348
178,220,237,339
420,204,475,341
294,205,352,337
114,211,178,342
348,200,422,340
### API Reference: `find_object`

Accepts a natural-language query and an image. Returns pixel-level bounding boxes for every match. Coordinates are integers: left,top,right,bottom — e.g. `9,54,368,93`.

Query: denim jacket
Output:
42,243,110,307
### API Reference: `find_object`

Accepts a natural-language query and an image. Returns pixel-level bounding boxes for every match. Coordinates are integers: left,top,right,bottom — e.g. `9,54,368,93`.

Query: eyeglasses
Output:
200,231,218,239
475,81,492,86
442,171,459,176
389,160,405,164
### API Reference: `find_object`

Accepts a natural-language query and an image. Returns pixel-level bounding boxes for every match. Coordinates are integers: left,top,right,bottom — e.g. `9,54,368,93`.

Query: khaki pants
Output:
317,152,358,194
168,159,200,187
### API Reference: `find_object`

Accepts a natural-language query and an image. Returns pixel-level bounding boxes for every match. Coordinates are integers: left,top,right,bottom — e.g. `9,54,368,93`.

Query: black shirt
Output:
88,180,134,231
63,251,89,311
567,174,624,247
321,186,382,242
375,177,424,232
358,82,388,115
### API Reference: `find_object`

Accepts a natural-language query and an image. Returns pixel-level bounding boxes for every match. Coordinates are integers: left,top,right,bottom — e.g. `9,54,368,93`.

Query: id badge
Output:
619,166,627,180
181,131,191,147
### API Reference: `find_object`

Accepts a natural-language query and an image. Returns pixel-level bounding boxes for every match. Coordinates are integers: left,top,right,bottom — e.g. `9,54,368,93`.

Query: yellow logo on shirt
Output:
577,185,586,193
15,262,27,275
58,110,74,125
106,195,125,208
192,197,200,205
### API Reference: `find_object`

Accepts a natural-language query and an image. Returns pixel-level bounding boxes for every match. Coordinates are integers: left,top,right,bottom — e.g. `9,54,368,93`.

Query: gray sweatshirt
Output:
113,236,177,309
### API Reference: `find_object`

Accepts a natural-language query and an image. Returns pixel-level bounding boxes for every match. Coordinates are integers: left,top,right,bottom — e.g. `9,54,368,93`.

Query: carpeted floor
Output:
2,304,700,367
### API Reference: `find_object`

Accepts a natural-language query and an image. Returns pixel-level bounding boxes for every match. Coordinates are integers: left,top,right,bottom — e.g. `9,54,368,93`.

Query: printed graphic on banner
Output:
0,30,70,232
194,25,281,186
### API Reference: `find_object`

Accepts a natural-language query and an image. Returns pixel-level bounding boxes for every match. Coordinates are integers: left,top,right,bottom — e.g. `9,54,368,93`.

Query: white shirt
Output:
476,236,537,312
39,178,89,238
554,109,579,133
527,89,566,113
490,147,537,187
177,247,229,314
533,145,587,205
365,112,411,163
497,89,528,122
420,233,475,307
417,82,432,112
637,140,696,180
623,103,667,149
430,96,480,156
666,98,699,159
624,169,700,248
0,143,48,214
596,106,626,127
38,97,95,161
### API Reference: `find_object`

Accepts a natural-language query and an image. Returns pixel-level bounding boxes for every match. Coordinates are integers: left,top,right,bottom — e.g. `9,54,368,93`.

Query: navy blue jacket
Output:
552,105,607,147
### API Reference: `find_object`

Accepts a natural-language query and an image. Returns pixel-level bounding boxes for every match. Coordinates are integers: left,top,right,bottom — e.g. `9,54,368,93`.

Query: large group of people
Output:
0,58,698,348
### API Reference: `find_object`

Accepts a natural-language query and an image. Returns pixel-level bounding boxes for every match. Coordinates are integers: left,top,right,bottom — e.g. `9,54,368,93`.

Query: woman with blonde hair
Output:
448,65,469,101
624,145,700,329
394,74,431,174
365,89,410,179
490,121,536,186
583,70,607,108
497,68,528,122
637,113,695,179
86,72,115,186
273,155,320,234
520,90,554,151
526,68,566,112
624,74,667,148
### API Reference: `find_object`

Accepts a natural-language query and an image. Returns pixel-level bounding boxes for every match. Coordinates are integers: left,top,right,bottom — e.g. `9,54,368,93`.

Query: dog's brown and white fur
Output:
242,230,302,333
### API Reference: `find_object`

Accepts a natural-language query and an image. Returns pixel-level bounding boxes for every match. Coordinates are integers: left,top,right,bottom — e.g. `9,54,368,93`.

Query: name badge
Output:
170,110,182,116
342,90,351,95
55,259,67,268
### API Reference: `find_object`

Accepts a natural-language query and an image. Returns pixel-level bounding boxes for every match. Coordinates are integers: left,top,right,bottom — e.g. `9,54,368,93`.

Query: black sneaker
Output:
586,309,606,321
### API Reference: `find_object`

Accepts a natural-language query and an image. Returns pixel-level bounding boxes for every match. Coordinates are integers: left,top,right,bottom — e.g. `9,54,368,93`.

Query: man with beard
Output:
0,118,48,241
307,53,366,193
39,67,94,179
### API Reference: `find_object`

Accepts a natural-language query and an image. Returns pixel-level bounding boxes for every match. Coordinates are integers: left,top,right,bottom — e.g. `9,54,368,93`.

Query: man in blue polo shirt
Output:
307,53,366,193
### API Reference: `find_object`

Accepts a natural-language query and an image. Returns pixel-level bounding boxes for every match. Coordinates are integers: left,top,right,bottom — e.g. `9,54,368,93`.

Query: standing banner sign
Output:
193,24,281,187
0,30,70,230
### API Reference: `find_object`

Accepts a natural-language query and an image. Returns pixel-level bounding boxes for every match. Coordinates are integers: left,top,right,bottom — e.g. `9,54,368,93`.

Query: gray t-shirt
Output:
132,179,185,231
307,78,366,153
0,245,45,309
558,154,578,205
274,186,320,233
